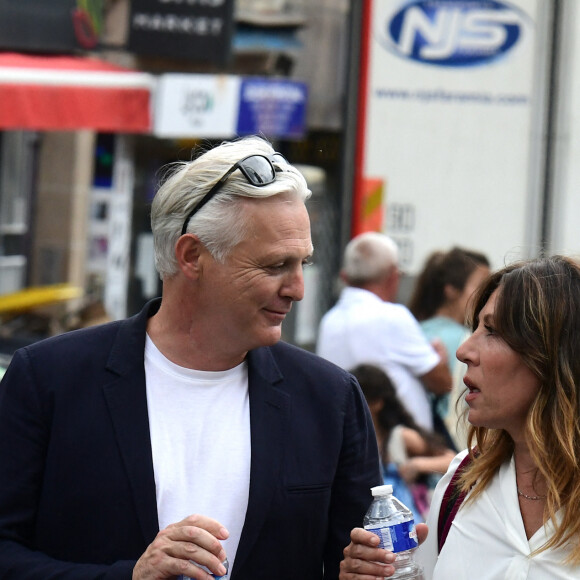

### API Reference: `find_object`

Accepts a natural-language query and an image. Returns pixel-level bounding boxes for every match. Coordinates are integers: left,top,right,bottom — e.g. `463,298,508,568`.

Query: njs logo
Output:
379,0,529,67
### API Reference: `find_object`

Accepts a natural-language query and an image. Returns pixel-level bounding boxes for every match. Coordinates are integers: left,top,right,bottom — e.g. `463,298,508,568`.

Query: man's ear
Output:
175,234,204,279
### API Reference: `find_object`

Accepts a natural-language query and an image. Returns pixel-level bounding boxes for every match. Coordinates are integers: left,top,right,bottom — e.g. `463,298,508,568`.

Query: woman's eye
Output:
484,325,495,335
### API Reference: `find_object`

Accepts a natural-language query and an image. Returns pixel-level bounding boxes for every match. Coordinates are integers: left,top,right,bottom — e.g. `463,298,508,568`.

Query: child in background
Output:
351,363,455,521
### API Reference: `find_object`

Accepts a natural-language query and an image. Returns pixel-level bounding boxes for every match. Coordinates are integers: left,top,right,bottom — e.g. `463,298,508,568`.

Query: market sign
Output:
128,0,234,65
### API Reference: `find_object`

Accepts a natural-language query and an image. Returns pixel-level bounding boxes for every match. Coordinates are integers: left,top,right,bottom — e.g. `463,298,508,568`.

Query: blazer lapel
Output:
102,300,160,546
233,347,289,576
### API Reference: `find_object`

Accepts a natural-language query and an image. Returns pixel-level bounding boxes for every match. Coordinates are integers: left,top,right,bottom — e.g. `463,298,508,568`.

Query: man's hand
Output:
132,514,229,580
339,524,428,579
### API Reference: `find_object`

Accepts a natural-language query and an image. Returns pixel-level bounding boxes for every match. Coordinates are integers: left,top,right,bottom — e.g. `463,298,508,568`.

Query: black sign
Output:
0,0,103,52
128,0,234,65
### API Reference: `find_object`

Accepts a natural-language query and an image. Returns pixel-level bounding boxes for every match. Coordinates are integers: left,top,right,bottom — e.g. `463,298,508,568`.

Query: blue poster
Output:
237,78,307,139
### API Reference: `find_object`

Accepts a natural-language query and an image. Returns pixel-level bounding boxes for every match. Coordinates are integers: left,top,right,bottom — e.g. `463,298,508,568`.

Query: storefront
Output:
0,0,354,353
0,53,154,299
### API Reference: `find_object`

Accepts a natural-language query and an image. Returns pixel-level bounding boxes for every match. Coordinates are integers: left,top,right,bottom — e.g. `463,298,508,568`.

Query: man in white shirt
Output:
317,232,451,431
0,137,380,580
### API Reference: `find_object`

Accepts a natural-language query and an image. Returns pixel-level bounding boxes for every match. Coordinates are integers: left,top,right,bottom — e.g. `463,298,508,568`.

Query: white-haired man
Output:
0,137,380,579
317,232,451,431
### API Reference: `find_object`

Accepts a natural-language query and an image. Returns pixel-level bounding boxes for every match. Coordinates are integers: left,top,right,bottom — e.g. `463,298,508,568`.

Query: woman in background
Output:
409,247,490,448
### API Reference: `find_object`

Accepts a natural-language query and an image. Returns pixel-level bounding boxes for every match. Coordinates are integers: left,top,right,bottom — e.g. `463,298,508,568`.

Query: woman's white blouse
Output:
416,450,580,579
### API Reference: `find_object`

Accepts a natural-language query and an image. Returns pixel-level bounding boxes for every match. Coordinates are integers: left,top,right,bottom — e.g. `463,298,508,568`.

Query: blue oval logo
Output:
380,0,529,67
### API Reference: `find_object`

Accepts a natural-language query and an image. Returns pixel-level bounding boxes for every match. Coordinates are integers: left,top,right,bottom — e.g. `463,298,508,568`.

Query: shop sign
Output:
128,0,234,64
236,78,307,139
153,74,309,139
153,73,241,138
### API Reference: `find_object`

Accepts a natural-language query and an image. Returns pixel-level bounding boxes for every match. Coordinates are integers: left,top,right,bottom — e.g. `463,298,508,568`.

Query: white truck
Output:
353,0,580,276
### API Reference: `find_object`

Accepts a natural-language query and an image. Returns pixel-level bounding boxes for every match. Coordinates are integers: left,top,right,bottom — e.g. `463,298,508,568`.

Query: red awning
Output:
0,53,154,133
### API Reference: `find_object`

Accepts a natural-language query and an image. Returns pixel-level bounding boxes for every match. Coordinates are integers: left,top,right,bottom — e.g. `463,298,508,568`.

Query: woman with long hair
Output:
341,255,580,579
409,247,490,448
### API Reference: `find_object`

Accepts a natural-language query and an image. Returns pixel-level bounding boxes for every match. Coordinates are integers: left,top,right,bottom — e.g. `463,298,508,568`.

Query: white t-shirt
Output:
317,287,439,430
145,336,251,572
417,450,580,579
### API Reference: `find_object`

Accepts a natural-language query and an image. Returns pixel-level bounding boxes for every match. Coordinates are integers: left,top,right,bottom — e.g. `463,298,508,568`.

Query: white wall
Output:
550,0,580,259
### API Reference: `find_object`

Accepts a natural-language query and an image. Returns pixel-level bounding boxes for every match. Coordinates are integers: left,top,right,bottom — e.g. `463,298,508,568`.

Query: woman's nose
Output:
456,333,475,365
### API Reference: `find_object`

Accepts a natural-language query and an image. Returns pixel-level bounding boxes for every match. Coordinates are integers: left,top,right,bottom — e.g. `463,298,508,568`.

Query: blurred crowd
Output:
316,232,491,521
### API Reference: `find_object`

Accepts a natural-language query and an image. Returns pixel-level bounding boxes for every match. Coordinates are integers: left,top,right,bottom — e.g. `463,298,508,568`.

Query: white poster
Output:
154,73,241,138
362,0,544,273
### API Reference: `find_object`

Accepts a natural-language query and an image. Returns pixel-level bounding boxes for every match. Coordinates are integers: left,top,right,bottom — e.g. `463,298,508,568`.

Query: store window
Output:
0,131,36,294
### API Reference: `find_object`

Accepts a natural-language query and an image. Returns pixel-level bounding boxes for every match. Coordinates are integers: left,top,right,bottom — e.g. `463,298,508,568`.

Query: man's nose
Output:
282,265,305,302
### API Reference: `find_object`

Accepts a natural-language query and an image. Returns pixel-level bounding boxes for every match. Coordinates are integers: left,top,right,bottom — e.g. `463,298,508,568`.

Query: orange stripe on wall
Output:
355,177,384,234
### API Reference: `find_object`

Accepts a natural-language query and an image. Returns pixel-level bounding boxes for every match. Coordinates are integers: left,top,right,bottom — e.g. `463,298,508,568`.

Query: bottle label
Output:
364,520,419,553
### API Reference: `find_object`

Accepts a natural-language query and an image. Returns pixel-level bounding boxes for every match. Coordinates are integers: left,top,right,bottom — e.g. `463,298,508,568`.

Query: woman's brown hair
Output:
459,255,580,563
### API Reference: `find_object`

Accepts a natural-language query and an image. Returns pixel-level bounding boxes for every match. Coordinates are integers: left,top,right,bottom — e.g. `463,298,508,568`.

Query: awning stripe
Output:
0,53,154,132
0,68,155,89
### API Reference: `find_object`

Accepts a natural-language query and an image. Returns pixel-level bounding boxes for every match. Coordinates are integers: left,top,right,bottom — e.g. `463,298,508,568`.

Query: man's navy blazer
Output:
0,299,381,579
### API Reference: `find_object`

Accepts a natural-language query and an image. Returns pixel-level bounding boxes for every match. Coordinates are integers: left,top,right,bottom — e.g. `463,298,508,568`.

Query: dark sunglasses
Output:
181,152,290,236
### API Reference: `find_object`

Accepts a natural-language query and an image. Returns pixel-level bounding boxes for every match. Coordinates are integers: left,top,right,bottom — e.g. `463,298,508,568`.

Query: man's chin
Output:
258,326,283,347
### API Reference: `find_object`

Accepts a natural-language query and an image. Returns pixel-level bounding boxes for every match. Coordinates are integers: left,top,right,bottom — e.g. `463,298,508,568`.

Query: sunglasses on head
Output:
181,152,291,236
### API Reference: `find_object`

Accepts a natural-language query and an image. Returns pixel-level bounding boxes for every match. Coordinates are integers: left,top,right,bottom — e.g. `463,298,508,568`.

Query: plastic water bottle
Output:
178,557,229,579
363,484,423,579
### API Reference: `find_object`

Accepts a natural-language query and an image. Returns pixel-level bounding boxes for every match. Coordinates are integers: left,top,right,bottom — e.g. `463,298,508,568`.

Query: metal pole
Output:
339,0,365,252
540,0,563,253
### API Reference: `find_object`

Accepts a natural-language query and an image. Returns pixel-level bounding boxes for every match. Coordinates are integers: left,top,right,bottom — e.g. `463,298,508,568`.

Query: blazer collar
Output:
102,299,161,546
102,299,291,571
229,346,290,577
106,298,160,376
